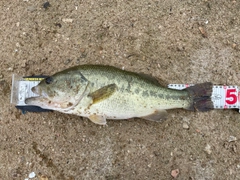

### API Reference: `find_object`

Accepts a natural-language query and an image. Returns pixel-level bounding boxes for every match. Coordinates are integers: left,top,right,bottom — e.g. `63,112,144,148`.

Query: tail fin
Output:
186,82,213,112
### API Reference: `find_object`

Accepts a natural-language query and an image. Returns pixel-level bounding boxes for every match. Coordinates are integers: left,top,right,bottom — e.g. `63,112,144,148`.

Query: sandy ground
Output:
0,0,240,179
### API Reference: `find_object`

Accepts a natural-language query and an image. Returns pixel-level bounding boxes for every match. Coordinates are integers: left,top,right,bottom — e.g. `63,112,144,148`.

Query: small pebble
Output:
171,169,179,178
232,43,237,49
39,175,49,180
29,172,36,178
43,2,50,9
55,23,62,28
232,144,237,153
183,122,189,129
27,6,37,12
204,144,212,155
228,136,237,142
199,26,208,38
7,67,13,71
64,59,72,65
62,18,74,23
21,60,27,68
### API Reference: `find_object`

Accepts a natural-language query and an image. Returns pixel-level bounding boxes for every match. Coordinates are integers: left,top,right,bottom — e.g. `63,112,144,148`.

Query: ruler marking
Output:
168,84,239,111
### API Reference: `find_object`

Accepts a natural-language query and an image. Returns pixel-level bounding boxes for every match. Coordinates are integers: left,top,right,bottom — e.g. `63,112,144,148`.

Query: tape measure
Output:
11,74,240,113
168,84,240,112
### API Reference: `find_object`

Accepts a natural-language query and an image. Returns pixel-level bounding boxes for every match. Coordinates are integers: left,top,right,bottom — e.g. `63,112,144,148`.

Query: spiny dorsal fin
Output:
138,73,168,87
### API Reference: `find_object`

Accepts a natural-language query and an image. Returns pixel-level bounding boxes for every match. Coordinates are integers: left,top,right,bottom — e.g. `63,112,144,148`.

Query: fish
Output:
25,65,213,125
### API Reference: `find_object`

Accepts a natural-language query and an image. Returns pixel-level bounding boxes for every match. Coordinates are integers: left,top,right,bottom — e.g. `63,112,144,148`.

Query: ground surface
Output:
0,0,240,179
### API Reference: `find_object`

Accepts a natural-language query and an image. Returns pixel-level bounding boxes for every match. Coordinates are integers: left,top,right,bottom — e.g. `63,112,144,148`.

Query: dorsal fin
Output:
137,73,168,87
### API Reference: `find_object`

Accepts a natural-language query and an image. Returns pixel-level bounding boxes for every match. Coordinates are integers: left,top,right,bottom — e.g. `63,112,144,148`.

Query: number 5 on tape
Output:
211,85,239,109
225,88,237,105
224,86,238,107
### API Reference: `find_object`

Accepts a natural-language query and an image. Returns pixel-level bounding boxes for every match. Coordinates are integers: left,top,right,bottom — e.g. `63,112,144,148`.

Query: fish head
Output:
25,69,89,110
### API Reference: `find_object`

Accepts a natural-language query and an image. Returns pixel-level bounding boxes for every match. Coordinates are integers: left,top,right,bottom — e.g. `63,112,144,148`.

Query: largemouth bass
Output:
25,65,213,125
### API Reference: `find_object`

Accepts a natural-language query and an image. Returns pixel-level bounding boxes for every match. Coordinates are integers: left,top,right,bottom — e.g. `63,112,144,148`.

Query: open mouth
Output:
25,86,51,108
31,86,39,95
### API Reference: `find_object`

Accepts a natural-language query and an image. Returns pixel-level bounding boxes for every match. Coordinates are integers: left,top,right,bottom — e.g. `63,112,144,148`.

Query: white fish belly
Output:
78,92,186,120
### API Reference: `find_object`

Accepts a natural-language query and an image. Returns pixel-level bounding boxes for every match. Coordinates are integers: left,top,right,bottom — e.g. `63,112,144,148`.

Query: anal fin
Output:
141,110,168,122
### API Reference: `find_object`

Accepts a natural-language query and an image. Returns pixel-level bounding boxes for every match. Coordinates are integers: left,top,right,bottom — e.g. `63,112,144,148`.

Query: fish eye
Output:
45,77,53,84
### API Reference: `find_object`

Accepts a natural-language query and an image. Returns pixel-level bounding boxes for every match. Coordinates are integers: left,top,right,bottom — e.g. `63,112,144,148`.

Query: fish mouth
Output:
25,96,53,109
31,86,39,95
31,86,48,97
25,86,53,108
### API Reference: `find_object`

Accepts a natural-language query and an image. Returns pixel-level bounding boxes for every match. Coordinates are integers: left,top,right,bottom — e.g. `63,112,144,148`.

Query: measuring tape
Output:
168,84,240,112
11,74,240,113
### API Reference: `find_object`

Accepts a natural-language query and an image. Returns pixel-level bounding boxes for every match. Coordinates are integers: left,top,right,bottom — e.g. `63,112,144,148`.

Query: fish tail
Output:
185,82,213,112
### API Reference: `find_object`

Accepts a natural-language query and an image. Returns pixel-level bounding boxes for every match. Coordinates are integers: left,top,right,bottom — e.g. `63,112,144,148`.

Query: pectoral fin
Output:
88,114,107,125
141,110,168,122
88,84,117,104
